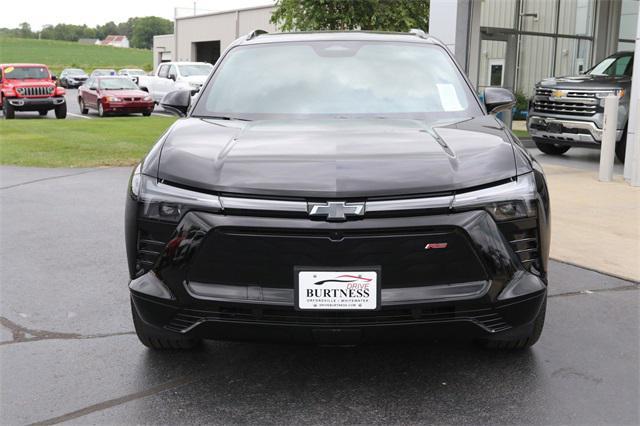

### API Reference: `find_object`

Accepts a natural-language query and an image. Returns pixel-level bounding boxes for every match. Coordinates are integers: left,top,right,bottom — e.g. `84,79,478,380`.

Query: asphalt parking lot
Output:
0,89,172,120
0,154,638,425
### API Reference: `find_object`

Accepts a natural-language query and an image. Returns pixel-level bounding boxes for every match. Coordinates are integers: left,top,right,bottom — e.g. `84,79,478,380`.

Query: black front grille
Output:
165,305,511,333
188,226,488,289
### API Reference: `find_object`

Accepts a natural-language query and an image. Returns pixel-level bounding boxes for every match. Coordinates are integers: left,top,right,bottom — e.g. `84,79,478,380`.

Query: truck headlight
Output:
130,167,221,222
452,173,537,221
595,89,625,99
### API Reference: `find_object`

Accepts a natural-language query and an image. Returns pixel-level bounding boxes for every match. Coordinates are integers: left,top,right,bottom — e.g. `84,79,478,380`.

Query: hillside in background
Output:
0,37,153,75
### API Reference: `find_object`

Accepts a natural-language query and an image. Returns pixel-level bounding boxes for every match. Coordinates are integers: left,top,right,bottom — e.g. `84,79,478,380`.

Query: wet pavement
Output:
1,166,638,425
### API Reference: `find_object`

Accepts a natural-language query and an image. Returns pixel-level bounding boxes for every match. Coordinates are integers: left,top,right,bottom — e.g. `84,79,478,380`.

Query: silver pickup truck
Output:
528,52,632,163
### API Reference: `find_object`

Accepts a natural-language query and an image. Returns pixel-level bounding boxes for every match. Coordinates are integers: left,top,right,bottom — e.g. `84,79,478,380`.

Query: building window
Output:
489,59,505,86
618,0,638,50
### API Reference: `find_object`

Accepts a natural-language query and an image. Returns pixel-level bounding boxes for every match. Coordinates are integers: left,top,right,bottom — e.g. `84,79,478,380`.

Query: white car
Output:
118,68,147,82
136,62,213,104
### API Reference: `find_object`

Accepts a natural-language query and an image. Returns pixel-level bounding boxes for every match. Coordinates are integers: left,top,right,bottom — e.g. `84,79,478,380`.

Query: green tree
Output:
271,0,429,32
96,21,118,39
130,17,173,49
18,22,34,38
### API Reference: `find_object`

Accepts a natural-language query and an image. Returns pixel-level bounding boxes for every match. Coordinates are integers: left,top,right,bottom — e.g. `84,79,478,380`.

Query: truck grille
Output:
533,88,598,116
16,86,55,97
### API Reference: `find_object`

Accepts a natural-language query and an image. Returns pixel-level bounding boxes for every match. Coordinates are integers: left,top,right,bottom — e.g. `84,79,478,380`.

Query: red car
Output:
78,76,154,117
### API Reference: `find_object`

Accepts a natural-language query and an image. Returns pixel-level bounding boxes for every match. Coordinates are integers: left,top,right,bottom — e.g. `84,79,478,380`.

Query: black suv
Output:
126,30,550,350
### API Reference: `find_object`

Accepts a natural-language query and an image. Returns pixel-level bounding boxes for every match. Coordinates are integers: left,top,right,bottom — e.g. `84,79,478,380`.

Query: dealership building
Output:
154,0,639,184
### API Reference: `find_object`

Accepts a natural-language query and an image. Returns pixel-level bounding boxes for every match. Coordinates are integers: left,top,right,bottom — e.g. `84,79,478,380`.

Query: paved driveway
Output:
0,166,638,425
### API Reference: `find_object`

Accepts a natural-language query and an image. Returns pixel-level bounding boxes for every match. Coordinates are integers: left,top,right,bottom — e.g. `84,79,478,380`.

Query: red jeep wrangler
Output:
0,63,67,119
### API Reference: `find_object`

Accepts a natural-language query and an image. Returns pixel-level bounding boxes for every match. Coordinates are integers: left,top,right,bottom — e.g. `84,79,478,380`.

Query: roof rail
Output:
246,29,268,40
409,28,428,39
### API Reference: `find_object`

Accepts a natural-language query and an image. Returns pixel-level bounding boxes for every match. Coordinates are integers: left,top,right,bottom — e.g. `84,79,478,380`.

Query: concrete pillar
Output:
428,0,479,74
623,1,640,186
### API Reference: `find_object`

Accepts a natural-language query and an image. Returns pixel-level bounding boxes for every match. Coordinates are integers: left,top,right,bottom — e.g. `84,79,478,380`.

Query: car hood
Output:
155,115,519,198
100,89,149,97
539,74,631,90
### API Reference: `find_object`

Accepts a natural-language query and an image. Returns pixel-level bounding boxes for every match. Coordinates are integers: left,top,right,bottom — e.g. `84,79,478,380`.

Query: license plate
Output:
296,269,379,310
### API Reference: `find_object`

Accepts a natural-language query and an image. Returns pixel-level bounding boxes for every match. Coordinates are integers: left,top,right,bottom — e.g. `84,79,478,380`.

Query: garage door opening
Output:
194,41,221,65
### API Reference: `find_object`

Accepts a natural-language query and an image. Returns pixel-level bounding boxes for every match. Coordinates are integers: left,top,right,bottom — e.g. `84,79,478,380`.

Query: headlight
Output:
105,96,123,102
452,173,537,221
595,89,625,99
143,95,153,101
130,169,221,222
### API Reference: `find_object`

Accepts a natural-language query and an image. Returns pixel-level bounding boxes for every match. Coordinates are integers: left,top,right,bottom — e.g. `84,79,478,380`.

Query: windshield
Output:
65,69,85,75
93,69,116,76
193,41,480,120
589,54,633,76
4,66,49,79
99,77,139,90
178,64,212,77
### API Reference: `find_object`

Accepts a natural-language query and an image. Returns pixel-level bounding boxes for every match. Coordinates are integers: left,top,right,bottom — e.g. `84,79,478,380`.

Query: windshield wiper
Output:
199,115,252,122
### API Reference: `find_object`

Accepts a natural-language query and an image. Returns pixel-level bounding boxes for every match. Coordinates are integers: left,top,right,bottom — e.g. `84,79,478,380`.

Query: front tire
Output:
142,111,152,117
477,295,546,350
131,299,201,350
79,98,88,115
3,98,15,119
98,101,106,117
54,103,67,119
534,139,571,156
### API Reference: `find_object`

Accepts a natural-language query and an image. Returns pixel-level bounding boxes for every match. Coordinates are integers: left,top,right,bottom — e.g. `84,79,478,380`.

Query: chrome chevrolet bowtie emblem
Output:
308,201,365,221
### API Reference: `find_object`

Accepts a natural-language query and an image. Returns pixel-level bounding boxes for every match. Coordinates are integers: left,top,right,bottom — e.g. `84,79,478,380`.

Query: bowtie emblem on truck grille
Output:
551,90,568,99
308,201,365,221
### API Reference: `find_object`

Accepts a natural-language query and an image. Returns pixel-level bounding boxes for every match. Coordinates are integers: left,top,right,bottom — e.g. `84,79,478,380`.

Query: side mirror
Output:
51,75,57,81
484,87,516,114
168,73,176,81
161,90,191,117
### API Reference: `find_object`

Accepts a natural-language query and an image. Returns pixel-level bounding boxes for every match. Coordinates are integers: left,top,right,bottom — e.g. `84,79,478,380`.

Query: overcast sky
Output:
2,0,275,31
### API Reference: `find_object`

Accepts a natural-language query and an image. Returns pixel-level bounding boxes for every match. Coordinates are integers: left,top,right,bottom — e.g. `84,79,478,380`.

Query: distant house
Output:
96,35,129,48
78,38,99,45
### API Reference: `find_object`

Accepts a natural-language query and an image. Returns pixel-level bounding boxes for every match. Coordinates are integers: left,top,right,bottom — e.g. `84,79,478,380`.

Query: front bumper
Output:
103,101,154,113
528,115,624,147
7,96,65,111
127,209,548,344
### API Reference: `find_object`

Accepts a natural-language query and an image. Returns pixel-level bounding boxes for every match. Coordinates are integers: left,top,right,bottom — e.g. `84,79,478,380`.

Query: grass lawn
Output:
512,129,529,139
0,37,153,75
0,116,176,167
